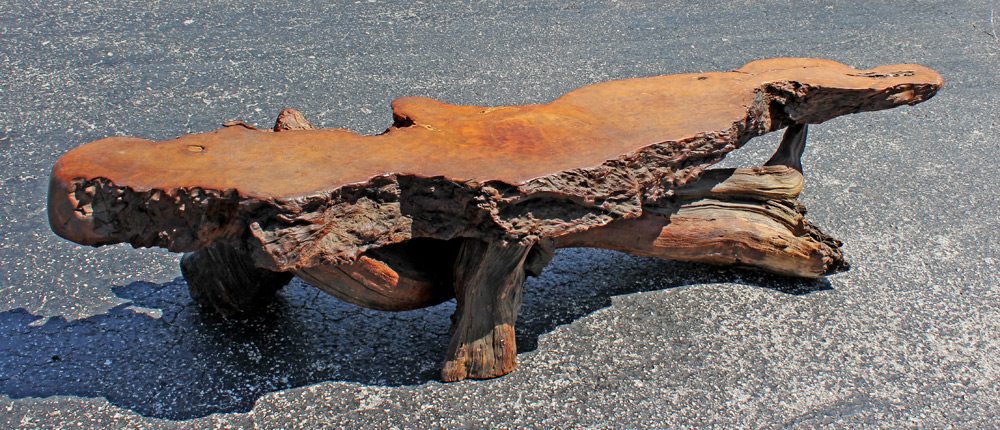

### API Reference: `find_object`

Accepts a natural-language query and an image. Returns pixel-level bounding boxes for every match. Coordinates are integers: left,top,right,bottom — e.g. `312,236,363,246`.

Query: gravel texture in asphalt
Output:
1,0,998,428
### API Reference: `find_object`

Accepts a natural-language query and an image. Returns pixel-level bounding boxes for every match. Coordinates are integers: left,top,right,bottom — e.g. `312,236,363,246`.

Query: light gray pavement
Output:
1,0,999,428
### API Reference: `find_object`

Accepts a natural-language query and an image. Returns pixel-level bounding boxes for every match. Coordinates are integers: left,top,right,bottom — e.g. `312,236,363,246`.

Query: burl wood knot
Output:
48,58,942,381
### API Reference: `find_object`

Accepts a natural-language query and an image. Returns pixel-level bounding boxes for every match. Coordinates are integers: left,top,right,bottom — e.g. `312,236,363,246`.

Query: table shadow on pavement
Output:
0,249,831,420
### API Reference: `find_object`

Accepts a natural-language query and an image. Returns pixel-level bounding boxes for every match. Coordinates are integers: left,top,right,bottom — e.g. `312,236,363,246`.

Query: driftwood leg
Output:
180,242,293,317
765,123,808,172
442,239,533,382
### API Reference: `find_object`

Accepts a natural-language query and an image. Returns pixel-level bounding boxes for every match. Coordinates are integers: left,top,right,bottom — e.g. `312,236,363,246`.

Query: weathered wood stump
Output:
48,58,941,381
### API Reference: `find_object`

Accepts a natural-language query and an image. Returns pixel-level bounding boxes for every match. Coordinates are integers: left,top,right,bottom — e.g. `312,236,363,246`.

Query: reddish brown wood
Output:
292,238,459,311
46,58,942,381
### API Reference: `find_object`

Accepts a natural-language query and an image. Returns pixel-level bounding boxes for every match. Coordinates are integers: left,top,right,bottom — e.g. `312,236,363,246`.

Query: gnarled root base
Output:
558,165,848,277
441,239,533,382
181,165,846,380
181,242,293,317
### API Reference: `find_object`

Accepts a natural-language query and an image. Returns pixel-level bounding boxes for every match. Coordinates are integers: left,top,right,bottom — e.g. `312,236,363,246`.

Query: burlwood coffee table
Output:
48,58,942,381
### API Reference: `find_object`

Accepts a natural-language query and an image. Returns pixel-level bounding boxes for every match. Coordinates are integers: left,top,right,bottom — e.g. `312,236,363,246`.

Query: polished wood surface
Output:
50,58,941,200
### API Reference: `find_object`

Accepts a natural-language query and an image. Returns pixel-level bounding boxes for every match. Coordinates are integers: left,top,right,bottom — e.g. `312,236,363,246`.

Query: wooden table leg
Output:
180,242,293,317
441,239,534,382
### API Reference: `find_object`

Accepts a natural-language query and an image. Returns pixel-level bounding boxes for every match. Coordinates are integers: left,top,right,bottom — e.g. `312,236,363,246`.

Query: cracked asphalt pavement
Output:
2,0,999,428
